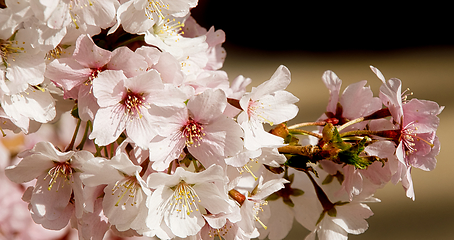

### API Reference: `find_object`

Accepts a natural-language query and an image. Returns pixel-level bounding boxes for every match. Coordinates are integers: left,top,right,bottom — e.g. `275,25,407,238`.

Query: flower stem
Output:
278,145,320,157
336,117,365,132
288,121,326,129
339,129,380,138
65,119,81,152
167,160,174,175
76,121,90,150
288,129,323,139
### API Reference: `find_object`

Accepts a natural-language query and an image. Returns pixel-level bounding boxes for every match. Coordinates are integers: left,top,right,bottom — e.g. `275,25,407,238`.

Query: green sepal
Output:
327,207,337,217
283,197,295,208
338,136,379,169
265,192,280,201
292,188,304,197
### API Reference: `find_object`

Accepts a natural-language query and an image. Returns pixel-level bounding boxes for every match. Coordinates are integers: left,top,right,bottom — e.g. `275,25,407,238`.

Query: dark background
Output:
191,1,452,52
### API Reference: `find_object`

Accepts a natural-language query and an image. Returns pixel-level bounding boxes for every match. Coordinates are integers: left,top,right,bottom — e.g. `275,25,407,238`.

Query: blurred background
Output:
193,1,454,239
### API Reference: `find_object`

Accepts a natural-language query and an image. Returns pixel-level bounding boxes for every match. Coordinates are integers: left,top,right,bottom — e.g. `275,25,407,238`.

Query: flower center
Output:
154,19,185,40
1,39,24,65
400,121,434,155
145,0,169,20
169,181,201,216
111,176,140,207
251,199,268,230
247,99,273,125
181,118,205,146
69,0,95,29
44,161,73,191
121,89,147,118
207,220,234,239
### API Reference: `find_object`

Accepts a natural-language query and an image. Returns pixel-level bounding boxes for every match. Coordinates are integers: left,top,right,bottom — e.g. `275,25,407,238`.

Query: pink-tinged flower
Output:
320,70,382,129
89,69,187,149
319,141,393,201
135,46,185,85
396,99,442,171
45,34,148,121
237,65,299,150
223,75,252,118
370,65,404,124
73,196,110,240
149,89,243,171
371,66,443,199
4,141,94,230
144,165,231,239
80,152,151,233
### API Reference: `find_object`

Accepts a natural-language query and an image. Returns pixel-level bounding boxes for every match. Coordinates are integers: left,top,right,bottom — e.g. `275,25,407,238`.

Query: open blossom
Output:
45,34,149,121
396,99,442,171
149,89,244,170
80,152,151,233
319,70,382,129
0,29,56,132
144,165,231,239
237,65,299,151
25,0,118,50
144,16,209,77
89,69,188,149
4,142,94,230
112,0,198,35
371,66,443,199
236,176,288,238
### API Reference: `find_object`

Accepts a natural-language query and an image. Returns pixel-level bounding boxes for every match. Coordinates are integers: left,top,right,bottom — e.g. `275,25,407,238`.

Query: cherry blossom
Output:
5,142,94,230
149,89,243,170
237,65,299,151
144,165,231,239
0,3,445,239
80,152,151,233
89,69,187,149
319,70,382,130
45,34,148,121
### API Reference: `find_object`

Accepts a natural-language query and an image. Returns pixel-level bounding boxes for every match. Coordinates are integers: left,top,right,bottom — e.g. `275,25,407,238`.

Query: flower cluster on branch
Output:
0,1,444,240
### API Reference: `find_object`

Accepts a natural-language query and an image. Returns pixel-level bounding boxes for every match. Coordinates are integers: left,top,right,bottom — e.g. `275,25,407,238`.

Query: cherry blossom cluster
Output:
0,1,444,240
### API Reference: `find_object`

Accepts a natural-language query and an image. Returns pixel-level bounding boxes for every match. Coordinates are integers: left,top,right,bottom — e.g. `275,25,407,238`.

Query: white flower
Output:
111,0,198,35
237,65,299,150
144,165,231,239
80,152,151,233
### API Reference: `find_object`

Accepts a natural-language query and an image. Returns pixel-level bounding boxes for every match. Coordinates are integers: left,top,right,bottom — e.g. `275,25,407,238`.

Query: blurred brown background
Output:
194,1,454,239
